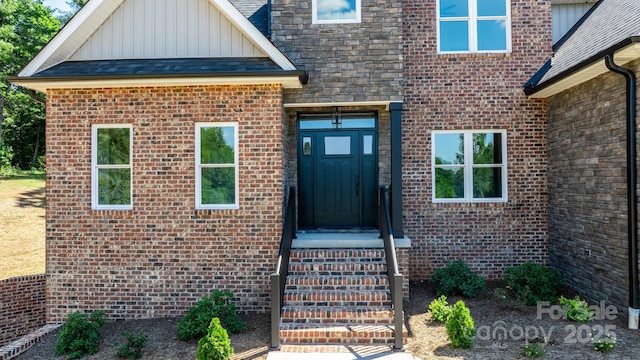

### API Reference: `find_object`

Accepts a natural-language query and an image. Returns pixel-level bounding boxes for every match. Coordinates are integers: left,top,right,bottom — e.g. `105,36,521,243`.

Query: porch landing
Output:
292,232,411,248
267,345,419,359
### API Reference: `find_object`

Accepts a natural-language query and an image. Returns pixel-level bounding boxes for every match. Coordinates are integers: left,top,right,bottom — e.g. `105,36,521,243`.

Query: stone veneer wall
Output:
0,275,45,346
45,85,284,323
271,0,403,104
546,59,640,311
402,0,551,279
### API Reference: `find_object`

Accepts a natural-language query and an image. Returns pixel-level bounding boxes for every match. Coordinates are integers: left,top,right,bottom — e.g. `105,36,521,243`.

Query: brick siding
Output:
546,59,640,311
45,85,285,323
402,0,551,279
0,275,45,346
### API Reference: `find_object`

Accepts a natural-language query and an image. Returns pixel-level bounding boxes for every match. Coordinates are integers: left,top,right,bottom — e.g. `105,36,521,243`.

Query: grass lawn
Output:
0,172,45,279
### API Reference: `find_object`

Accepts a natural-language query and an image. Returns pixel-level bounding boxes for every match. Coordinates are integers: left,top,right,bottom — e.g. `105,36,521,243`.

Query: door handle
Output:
355,175,360,197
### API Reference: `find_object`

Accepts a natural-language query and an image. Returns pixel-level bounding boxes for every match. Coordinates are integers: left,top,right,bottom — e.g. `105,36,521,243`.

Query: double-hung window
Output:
312,0,361,24
195,123,239,209
432,130,507,202
91,124,132,210
437,0,511,53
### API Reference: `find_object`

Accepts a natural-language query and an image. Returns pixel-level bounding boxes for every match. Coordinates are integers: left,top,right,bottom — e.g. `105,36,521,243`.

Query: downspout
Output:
605,54,639,329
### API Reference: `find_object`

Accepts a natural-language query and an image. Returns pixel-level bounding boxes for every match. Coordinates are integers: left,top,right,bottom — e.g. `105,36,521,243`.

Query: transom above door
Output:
298,112,378,229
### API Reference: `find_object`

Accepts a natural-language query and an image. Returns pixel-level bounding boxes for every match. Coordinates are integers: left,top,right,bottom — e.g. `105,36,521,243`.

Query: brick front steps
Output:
279,249,407,346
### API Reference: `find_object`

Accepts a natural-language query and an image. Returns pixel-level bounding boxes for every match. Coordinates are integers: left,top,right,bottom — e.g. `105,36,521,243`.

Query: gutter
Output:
605,54,639,329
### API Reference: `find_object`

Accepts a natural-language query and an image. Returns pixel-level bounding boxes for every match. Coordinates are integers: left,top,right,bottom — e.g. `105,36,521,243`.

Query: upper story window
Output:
432,130,508,203
195,123,239,210
92,124,132,210
437,0,511,53
312,0,361,24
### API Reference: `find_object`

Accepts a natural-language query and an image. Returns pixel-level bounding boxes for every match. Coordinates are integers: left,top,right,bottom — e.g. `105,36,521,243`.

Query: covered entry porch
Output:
270,101,409,349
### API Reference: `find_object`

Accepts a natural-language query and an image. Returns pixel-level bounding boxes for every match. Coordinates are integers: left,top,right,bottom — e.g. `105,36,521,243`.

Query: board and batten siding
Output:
552,2,597,43
71,0,266,60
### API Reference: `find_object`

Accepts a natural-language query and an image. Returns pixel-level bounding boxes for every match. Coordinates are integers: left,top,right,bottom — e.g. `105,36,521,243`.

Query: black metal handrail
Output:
270,186,296,349
379,185,404,350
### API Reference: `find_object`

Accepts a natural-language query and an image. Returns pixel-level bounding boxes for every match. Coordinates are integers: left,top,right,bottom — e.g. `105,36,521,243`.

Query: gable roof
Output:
524,0,640,98
10,0,306,91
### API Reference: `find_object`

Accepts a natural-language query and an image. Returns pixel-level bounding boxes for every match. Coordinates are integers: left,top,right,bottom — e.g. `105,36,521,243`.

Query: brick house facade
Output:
10,0,557,326
403,0,550,279
525,0,640,313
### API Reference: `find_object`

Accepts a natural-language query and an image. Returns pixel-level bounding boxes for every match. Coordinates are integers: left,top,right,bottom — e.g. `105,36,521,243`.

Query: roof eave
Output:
525,37,640,98
8,71,309,92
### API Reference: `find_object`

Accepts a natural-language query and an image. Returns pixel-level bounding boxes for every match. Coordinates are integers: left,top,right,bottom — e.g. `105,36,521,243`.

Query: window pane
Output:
300,120,333,129
303,137,312,156
98,168,131,205
473,133,502,164
97,128,130,165
317,0,357,21
435,133,464,165
435,167,464,198
325,136,351,155
440,0,468,17
341,119,376,129
473,167,502,198
363,135,373,155
477,20,507,51
440,21,469,52
201,167,236,205
477,0,506,16
200,126,235,164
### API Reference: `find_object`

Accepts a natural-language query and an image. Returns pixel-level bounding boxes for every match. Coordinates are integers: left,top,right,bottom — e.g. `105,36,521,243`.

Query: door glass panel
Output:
325,136,351,155
341,113,376,129
363,135,373,155
303,137,312,155
300,120,334,129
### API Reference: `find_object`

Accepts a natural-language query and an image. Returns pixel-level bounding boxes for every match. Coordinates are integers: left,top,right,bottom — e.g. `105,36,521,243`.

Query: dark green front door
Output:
299,127,378,229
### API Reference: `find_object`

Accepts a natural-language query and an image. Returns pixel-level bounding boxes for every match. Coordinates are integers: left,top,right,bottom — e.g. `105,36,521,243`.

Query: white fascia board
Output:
19,0,125,77
9,75,304,93
529,43,640,99
211,0,297,71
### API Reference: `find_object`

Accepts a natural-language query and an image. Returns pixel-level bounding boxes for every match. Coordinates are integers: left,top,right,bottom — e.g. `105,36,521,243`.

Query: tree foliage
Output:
0,0,59,169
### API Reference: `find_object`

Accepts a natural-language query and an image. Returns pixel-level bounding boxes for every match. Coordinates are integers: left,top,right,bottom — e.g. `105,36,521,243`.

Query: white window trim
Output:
195,122,240,210
436,0,512,54
431,129,508,203
91,124,133,210
312,0,362,24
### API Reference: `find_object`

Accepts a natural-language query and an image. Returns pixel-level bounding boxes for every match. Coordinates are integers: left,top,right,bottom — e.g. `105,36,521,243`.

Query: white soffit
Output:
19,0,296,77
529,43,640,99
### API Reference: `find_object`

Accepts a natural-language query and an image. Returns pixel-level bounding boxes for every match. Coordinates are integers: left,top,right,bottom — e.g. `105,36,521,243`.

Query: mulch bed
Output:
18,281,640,359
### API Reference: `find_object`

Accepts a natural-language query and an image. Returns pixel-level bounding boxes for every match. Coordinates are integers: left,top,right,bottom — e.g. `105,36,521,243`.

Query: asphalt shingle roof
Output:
32,57,285,77
228,0,269,36
526,0,640,92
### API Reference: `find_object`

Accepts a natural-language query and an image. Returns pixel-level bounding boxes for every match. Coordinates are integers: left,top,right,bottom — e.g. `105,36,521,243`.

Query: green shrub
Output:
523,343,545,358
445,300,475,349
593,334,616,354
504,262,562,306
428,295,452,322
196,318,234,360
55,311,107,359
177,290,246,341
431,260,486,298
115,332,148,360
559,295,593,322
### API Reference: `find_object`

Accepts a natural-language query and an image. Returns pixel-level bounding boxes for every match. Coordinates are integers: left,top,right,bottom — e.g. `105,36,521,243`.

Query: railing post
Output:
393,274,404,350
270,273,281,349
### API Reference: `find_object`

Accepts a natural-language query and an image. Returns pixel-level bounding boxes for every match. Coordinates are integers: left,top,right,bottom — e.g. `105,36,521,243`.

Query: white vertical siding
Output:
552,3,597,43
70,0,266,60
